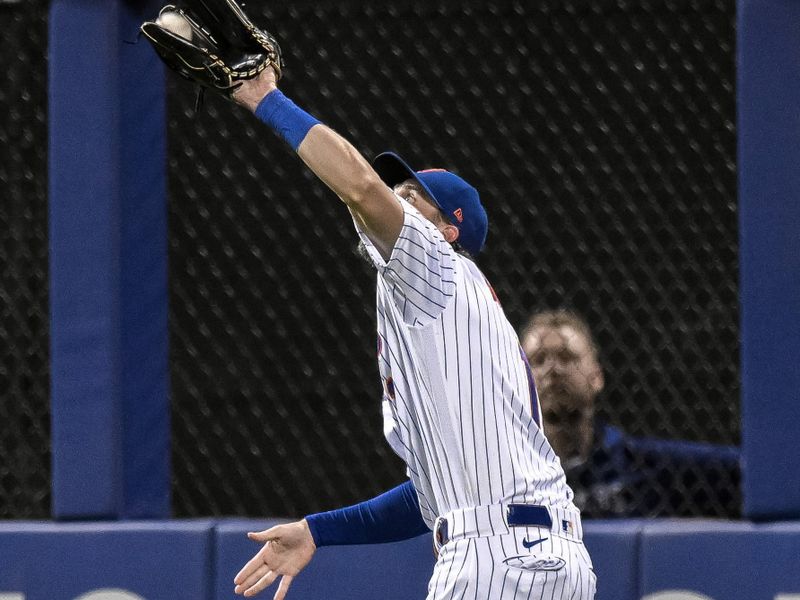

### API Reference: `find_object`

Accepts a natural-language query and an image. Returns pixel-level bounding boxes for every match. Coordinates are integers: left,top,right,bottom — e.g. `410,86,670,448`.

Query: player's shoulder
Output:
453,251,491,288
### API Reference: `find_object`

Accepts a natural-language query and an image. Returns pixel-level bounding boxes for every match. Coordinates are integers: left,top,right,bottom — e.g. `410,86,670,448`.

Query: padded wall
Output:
2,520,800,600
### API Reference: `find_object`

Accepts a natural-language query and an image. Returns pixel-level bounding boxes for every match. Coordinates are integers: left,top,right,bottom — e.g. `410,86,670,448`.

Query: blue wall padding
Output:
640,520,800,599
49,0,124,519
49,0,169,519
214,520,434,600
738,0,800,519
583,520,643,600
0,519,799,599
0,521,213,600
117,0,170,519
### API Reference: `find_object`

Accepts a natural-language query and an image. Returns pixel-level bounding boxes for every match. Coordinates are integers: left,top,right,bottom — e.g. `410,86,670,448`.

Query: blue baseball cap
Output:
372,152,489,256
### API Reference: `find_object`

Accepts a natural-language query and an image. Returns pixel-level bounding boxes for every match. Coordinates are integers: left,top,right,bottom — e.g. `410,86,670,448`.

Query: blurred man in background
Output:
521,310,741,518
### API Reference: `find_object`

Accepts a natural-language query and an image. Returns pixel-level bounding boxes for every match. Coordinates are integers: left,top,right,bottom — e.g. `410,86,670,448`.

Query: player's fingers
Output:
273,575,294,600
244,570,279,597
234,548,271,585
234,563,270,595
234,557,262,585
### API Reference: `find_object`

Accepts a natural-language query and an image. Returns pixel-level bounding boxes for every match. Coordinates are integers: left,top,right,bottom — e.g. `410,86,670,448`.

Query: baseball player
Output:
229,69,596,600
140,4,595,598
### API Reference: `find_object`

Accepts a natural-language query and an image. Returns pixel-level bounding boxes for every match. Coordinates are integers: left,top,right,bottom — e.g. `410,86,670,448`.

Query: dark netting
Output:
0,0,50,518
168,0,738,518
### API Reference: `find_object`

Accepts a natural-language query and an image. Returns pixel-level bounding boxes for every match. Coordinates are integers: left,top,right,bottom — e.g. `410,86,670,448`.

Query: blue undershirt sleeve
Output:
305,480,430,547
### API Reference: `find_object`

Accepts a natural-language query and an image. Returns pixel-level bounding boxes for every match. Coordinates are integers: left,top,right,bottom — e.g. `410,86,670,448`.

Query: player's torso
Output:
375,254,575,523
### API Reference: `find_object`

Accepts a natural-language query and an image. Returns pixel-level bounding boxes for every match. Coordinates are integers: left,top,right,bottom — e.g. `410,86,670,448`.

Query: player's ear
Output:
441,223,459,244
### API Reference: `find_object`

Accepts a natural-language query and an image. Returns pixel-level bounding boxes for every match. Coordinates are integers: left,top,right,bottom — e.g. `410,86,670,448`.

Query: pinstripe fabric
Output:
427,528,595,600
357,196,594,598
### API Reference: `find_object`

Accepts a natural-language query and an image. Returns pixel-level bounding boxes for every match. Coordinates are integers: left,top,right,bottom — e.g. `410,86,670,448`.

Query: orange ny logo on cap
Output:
453,208,464,223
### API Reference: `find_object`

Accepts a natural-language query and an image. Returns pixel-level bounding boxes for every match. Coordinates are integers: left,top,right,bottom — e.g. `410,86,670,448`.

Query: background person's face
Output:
523,324,603,463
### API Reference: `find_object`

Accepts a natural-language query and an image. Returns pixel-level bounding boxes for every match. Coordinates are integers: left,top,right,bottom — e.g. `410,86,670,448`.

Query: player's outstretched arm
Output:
234,519,316,599
233,481,429,598
233,68,404,260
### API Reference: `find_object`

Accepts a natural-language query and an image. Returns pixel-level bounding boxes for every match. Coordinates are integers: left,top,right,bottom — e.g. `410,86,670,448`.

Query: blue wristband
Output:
254,90,321,151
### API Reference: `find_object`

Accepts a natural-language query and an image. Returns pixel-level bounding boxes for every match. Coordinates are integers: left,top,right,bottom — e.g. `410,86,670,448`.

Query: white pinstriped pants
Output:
426,506,596,600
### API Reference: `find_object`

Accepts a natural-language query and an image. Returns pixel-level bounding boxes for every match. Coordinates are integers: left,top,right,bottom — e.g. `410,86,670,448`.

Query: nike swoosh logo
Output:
522,537,548,550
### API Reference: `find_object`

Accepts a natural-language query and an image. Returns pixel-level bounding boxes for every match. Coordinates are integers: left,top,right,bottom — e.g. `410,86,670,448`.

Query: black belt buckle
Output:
506,504,553,529
435,517,449,546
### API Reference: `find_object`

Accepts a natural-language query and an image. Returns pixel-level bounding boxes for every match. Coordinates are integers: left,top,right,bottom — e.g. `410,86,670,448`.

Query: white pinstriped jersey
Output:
356,196,578,528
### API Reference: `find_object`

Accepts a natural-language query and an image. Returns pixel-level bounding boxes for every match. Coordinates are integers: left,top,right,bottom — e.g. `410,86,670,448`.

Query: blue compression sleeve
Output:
305,480,430,547
254,90,321,151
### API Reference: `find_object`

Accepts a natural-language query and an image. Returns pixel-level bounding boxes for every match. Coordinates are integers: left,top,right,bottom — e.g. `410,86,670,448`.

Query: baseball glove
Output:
141,1,283,103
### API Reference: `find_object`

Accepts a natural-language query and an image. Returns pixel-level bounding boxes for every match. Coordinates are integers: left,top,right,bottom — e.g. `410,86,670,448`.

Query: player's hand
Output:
233,519,317,599
232,66,279,113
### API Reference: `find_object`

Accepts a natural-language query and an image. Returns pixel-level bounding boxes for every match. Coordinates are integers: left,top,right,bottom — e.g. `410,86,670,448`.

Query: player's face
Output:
393,180,447,227
523,325,604,464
